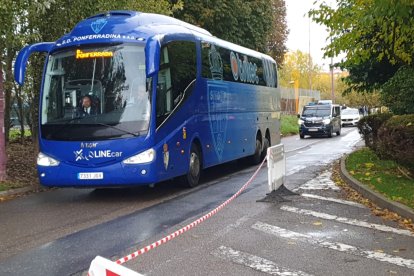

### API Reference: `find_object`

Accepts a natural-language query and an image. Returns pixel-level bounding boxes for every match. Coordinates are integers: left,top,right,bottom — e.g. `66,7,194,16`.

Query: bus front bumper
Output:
37,161,158,188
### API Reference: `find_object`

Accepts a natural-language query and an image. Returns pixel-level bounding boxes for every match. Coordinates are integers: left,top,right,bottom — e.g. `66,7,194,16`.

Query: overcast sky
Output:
285,0,339,71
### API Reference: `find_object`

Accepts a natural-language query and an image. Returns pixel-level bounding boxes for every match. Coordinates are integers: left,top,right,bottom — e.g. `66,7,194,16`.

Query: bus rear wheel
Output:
250,137,262,165
182,143,201,188
261,136,270,160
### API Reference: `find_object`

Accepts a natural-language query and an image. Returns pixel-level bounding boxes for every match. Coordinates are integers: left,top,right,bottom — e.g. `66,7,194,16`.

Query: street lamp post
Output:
330,56,335,104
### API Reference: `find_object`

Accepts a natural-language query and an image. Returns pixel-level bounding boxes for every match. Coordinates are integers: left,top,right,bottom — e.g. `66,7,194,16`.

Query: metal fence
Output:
280,87,320,115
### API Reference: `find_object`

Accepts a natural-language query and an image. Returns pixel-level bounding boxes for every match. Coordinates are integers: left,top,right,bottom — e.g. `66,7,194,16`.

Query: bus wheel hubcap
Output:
190,152,200,178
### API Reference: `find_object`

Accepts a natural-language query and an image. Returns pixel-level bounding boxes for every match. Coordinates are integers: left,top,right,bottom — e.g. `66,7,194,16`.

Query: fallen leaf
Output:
365,162,375,168
374,249,384,253
312,221,323,226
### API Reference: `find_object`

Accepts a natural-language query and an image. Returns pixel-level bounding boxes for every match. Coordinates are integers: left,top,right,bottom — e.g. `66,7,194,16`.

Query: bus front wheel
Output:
182,143,202,188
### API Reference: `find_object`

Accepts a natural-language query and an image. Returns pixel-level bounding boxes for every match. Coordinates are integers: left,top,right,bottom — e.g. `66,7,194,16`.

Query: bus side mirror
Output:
14,42,54,86
297,114,300,118
145,35,162,77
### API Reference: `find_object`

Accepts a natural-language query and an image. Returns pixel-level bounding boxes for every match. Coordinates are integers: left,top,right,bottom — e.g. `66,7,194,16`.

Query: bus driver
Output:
76,95,98,117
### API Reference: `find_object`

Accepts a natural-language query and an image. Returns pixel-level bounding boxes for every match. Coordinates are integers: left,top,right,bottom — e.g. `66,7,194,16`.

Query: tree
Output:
381,66,414,115
174,0,288,63
267,0,289,65
342,90,382,109
309,0,414,93
278,50,320,89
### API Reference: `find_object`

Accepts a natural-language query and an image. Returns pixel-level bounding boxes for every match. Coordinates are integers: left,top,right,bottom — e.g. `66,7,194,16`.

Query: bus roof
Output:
53,10,275,63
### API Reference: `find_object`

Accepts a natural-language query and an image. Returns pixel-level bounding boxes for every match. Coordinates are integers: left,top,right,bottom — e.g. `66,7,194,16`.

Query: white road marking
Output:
301,193,365,208
280,206,414,237
215,216,250,237
286,165,307,176
293,171,340,191
212,245,313,276
252,222,414,270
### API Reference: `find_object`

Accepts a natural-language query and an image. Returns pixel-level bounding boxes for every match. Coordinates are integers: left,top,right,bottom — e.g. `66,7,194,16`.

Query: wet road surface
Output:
2,128,412,275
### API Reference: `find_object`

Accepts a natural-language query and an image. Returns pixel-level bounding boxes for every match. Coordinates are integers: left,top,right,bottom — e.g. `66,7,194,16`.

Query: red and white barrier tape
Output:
116,157,267,265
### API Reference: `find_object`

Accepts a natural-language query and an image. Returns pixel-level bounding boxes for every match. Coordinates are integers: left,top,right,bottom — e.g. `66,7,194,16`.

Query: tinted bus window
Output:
201,42,277,88
157,41,196,127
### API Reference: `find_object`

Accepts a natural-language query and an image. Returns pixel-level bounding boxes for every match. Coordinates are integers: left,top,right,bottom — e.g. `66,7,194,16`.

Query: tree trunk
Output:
4,50,14,144
15,86,25,144
29,54,45,154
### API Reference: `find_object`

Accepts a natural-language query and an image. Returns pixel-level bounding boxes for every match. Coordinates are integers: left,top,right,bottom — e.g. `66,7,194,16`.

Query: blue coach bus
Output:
14,11,281,188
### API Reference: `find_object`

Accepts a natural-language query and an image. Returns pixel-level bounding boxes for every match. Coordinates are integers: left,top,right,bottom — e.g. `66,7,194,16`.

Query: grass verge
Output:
0,180,25,192
281,114,299,136
346,148,414,209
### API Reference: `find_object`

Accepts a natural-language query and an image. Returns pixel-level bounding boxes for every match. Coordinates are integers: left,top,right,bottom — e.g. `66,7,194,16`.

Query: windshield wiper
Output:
94,123,142,137
46,114,101,138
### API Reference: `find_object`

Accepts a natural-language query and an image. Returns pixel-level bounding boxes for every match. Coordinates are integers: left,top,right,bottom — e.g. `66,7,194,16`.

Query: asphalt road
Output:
1,127,413,275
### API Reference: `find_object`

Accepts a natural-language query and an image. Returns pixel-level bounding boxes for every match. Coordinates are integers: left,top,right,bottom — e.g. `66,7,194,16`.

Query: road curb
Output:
0,186,35,197
340,155,414,222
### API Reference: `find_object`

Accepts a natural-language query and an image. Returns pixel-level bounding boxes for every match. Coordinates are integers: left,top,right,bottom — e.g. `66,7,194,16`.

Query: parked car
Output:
298,104,341,138
341,108,361,127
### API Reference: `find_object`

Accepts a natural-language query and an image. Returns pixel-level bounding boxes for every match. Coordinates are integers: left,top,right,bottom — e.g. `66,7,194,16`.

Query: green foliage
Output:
381,66,414,115
309,0,414,93
377,114,414,172
8,129,31,142
346,148,414,209
342,90,382,109
278,50,320,88
357,113,393,149
174,0,288,64
280,114,299,136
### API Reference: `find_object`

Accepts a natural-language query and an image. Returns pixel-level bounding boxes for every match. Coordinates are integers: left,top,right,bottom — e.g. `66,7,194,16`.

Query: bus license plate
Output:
308,128,318,132
78,172,104,180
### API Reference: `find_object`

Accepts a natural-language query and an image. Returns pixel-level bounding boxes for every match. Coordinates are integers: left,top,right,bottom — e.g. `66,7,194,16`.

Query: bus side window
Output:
156,41,196,128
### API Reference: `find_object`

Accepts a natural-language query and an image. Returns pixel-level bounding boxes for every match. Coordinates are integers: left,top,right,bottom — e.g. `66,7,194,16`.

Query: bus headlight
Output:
323,119,331,125
298,119,305,125
123,148,155,164
37,152,60,166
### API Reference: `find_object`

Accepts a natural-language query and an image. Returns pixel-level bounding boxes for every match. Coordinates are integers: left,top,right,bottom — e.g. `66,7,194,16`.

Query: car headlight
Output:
298,119,305,125
323,119,331,124
123,148,155,164
37,152,60,166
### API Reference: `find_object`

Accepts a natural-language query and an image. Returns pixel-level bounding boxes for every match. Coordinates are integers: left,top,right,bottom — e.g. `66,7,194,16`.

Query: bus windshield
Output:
41,44,151,141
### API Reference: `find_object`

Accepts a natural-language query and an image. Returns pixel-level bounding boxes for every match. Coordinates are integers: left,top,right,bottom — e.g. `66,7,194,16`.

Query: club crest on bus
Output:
207,84,229,161
163,143,169,170
91,18,107,34
208,45,223,80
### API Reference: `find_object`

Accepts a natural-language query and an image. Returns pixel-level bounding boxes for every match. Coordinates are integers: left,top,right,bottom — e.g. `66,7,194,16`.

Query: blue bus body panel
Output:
14,10,281,188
